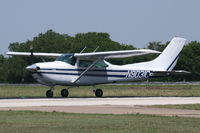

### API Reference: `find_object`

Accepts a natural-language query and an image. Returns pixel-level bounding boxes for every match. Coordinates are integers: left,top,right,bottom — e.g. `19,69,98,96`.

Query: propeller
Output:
30,45,34,64
26,45,40,72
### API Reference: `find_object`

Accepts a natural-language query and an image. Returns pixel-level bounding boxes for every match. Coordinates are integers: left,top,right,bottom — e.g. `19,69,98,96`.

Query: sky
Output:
0,0,200,54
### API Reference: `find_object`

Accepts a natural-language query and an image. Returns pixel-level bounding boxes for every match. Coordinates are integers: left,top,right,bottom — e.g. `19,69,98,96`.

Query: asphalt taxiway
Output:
1,97,200,117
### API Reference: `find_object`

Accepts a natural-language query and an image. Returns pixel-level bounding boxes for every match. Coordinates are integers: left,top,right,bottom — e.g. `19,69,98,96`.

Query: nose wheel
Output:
46,89,53,98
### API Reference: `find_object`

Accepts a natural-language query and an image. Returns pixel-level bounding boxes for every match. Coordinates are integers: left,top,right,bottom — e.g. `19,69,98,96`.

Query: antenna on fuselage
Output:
93,46,99,53
80,46,87,53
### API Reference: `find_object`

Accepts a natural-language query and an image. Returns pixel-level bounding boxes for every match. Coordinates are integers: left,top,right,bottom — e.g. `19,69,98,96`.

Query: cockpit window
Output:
79,60,108,68
56,54,76,66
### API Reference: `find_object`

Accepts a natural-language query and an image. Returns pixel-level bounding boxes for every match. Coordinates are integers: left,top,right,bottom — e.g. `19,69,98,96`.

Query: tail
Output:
130,37,187,71
151,36,186,71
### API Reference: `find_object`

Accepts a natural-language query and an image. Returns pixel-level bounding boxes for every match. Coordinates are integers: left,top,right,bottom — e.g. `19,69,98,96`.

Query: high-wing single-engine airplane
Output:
6,37,189,98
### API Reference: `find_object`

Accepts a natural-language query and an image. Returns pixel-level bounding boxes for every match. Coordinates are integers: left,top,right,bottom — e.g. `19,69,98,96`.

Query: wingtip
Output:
149,49,161,54
5,51,11,55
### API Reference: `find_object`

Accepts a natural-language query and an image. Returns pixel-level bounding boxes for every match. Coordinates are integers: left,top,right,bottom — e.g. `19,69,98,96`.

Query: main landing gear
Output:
93,86,103,97
95,89,103,97
46,86,103,98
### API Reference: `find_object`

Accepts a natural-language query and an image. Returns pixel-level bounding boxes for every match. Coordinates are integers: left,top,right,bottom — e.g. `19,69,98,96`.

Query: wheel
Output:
61,89,69,97
95,89,103,97
46,90,53,98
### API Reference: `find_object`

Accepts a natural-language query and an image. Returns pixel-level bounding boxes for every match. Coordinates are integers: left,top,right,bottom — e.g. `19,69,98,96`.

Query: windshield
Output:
56,54,76,66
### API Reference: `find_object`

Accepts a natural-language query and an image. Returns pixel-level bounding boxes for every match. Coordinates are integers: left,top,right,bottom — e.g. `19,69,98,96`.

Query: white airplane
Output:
6,37,189,98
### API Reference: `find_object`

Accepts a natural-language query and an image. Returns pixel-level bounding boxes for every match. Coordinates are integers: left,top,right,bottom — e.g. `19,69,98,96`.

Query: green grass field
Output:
0,111,200,133
1,85,200,133
0,84,199,98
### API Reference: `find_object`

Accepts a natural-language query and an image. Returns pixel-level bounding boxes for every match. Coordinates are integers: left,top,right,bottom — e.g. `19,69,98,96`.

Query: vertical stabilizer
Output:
127,37,187,71
152,37,186,71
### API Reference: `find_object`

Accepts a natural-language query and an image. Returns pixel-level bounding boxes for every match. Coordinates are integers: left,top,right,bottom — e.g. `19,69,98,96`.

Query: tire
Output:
61,89,69,97
95,89,103,97
46,90,53,98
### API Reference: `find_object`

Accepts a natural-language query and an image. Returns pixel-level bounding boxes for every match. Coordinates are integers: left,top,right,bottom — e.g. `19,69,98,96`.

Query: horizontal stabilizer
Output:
152,70,191,77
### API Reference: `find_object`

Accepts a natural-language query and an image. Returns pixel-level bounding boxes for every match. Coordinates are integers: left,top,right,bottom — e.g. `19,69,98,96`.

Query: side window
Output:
95,61,108,68
79,60,93,67
79,60,108,68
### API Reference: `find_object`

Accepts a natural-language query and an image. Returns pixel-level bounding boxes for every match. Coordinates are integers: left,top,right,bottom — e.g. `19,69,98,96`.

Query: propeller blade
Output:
30,45,34,64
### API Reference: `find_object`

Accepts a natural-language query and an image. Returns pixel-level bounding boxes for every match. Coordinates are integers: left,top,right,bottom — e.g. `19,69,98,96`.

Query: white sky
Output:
0,0,199,54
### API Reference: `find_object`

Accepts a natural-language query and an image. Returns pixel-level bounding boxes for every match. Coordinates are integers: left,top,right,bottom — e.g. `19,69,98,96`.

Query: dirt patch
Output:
1,105,200,118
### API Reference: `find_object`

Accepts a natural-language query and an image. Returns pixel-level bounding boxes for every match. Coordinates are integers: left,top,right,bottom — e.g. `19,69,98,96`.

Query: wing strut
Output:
72,58,101,84
80,46,87,53
93,46,99,52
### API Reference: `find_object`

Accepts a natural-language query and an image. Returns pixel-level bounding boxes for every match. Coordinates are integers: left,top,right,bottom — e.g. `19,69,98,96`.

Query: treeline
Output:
0,30,199,83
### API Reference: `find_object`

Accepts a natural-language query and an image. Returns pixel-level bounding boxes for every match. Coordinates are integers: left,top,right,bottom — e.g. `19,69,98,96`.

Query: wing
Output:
6,52,62,58
7,49,160,59
74,49,161,60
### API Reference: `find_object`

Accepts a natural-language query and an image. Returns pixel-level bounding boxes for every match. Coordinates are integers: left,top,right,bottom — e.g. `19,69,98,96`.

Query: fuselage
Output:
31,60,152,87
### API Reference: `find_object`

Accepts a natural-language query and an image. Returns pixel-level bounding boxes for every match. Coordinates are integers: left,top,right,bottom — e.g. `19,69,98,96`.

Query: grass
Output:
0,84,200,98
0,110,200,133
151,104,200,110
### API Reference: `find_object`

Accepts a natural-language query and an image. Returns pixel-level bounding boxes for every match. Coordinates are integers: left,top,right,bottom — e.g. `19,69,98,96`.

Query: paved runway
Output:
1,97,200,117
1,97,200,107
